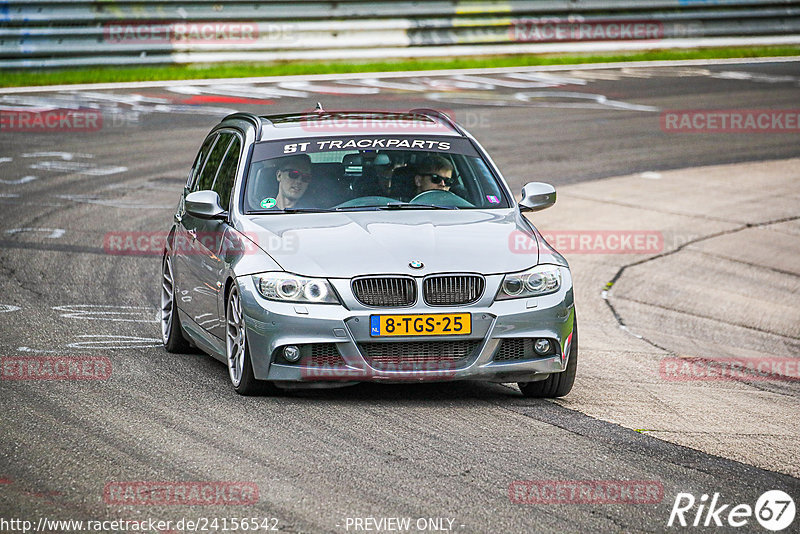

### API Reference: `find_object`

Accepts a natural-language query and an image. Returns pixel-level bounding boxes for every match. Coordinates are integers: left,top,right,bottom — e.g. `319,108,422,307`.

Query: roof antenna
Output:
314,102,324,112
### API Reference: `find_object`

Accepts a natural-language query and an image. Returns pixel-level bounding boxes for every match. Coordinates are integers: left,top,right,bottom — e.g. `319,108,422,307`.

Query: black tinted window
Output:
187,134,217,190
196,132,233,192
212,136,241,211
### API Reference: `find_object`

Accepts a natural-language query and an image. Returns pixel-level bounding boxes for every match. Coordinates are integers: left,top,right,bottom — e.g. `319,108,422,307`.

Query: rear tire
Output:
518,318,577,398
161,255,192,353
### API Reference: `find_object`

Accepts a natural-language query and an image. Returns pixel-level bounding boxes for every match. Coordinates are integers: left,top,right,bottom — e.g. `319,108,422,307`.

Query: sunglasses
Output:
424,173,455,187
281,169,312,182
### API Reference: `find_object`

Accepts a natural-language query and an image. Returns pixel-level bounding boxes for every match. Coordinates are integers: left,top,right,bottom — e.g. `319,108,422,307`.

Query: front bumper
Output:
238,270,575,386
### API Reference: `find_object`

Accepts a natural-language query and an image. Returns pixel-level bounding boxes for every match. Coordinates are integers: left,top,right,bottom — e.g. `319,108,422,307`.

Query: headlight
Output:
496,265,561,300
253,273,339,304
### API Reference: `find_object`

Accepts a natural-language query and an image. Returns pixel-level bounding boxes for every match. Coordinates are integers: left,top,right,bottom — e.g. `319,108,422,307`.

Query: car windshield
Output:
243,135,510,213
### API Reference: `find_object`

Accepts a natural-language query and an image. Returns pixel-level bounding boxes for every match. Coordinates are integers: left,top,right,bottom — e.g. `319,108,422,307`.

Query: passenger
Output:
373,153,397,195
412,155,454,196
274,154,312,209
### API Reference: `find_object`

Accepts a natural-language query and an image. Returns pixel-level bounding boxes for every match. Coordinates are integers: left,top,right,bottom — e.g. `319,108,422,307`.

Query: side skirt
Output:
178,309,226,363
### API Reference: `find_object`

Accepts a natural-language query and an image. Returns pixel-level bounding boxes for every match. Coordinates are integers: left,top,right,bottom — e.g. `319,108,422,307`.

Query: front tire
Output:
161,255,191,353
518,318,577,398
226,283,274,396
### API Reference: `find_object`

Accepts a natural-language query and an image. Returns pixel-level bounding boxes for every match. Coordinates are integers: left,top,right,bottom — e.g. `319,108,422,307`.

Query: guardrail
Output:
1,0,799,68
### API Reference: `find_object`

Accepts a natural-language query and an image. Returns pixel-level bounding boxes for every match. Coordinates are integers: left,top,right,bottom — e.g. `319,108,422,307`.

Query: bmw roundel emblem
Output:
409,260,424,269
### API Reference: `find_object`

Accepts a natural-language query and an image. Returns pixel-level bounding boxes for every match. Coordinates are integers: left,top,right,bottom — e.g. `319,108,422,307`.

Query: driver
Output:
413,155,454,196
274,154,313,209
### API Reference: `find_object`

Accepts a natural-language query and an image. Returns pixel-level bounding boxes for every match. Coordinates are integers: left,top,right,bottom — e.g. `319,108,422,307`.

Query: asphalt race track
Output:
1,59,799,533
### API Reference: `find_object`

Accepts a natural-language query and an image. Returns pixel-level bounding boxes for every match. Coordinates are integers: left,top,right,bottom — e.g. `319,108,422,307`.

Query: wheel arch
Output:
223,276,237,314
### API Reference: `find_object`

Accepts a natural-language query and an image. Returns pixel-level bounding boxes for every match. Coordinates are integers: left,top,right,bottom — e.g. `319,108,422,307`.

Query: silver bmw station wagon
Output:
161,109,577,397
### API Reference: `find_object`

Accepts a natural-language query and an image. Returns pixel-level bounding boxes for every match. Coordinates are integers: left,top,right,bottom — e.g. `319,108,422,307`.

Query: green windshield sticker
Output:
260,197,277,209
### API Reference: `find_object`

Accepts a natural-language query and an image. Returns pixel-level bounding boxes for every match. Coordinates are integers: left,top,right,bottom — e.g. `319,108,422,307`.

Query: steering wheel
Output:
334,196,397,209
410,189,474,208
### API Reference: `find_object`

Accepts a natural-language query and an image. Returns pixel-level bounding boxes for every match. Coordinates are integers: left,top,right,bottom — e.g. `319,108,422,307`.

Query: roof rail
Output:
222,112,262,138
409,108,466,135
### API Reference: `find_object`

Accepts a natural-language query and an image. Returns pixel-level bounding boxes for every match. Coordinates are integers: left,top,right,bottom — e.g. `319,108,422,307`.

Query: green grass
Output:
2,46,798,88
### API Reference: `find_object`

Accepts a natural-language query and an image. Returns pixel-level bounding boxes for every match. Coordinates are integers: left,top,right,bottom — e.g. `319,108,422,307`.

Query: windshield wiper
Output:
336,202,456,211
274,207,336,214
385,202,457,210
333,205,383,211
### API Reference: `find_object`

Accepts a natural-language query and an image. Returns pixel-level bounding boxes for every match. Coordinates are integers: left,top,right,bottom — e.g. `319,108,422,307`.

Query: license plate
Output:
369,313,471,337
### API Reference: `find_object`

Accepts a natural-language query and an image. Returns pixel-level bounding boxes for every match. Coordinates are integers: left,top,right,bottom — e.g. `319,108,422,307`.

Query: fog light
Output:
534,338,551,355
283,345,301,363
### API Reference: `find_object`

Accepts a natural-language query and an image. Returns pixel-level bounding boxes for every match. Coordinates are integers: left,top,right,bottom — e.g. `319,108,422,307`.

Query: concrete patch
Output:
531,157,800,477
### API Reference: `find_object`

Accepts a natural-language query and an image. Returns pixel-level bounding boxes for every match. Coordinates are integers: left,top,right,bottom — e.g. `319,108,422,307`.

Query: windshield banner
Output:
252,135,478,162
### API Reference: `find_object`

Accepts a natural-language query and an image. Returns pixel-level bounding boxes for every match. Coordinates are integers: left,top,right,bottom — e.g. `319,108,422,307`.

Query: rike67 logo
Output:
668,490,795,531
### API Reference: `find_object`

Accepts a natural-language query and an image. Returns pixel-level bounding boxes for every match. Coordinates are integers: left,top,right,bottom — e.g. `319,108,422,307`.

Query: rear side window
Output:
187,134,217,190
196,132,234,192
212,136,241,211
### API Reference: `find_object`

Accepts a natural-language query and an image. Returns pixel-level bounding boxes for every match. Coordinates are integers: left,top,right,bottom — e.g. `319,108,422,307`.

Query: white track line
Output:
1,56,798,95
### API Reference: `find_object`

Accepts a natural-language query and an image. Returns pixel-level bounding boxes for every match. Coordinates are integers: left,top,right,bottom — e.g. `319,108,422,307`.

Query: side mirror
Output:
185,190,226,219
519,182,556,212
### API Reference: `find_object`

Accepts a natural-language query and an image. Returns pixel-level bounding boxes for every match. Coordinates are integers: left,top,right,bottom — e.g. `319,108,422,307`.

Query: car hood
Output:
237,209,540,278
